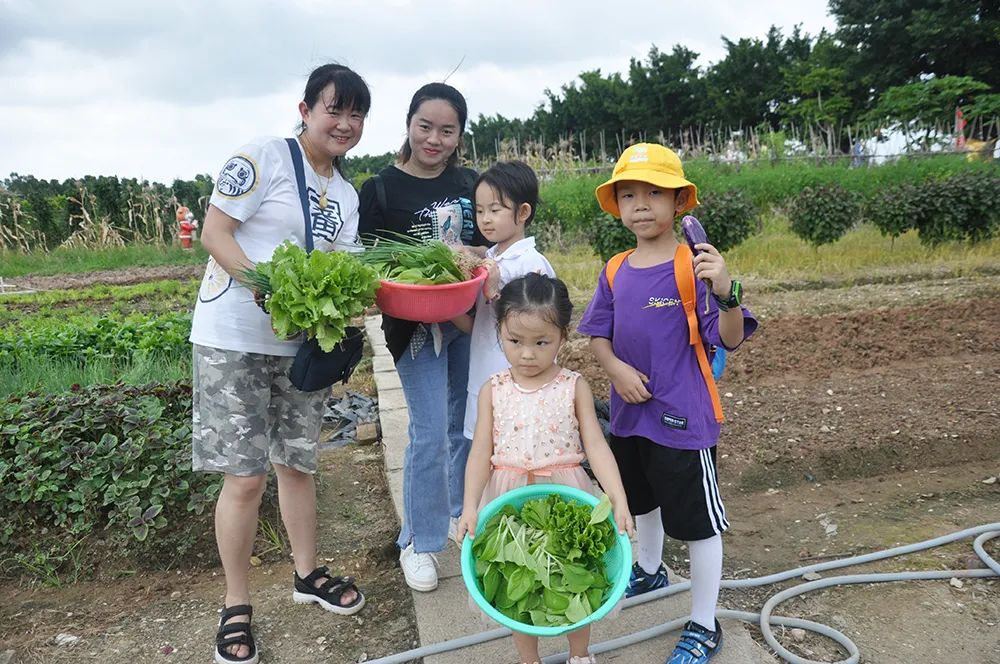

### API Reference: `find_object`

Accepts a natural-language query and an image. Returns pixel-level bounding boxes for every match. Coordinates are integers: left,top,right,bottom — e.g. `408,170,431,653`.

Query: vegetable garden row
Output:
0,276,209,582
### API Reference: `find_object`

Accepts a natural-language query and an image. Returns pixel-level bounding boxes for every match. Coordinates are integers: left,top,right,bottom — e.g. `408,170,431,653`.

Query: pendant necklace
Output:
315,169,333,209
302,133,333,209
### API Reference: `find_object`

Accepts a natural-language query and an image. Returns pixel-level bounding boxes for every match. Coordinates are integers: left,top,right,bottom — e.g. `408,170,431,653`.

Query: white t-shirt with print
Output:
189,136,361,356
463,236,556,438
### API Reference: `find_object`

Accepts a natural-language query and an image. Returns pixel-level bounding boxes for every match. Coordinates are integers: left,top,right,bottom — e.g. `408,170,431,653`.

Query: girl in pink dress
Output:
456,273,634,664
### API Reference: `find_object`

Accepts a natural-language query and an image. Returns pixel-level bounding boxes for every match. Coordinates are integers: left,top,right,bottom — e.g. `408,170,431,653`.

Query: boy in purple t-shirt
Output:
578,143,757,664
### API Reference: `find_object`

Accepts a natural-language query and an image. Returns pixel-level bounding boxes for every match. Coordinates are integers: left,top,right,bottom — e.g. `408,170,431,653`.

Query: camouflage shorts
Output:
191,344,325,475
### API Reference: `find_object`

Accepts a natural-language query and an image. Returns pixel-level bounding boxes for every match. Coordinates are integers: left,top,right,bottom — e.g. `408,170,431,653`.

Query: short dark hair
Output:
299,63,371,175
494,273,573,338
475,160,539,226
303,63,371,116
399,83,468,169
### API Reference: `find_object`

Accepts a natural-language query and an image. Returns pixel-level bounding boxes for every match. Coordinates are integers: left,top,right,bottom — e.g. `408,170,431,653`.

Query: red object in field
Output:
177,207,198,249
955,106,967,148
376,267,488,323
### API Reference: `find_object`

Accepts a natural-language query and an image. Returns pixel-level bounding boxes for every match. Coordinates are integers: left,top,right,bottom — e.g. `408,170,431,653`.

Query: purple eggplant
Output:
680,215,712,313
681,215,709,254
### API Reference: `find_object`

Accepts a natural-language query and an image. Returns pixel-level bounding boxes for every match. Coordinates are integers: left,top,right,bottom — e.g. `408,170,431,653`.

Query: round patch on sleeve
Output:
216,154,258,199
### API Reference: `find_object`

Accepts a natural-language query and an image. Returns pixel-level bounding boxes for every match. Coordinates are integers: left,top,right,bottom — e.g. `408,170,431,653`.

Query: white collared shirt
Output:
463,236,556,438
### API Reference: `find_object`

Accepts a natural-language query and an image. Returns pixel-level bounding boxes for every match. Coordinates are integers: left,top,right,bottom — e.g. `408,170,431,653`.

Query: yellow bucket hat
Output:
595,143,699,217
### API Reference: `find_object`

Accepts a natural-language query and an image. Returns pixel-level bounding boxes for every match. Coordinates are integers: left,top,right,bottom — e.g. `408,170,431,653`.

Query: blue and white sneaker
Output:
665,619,723,664
624,561,670,598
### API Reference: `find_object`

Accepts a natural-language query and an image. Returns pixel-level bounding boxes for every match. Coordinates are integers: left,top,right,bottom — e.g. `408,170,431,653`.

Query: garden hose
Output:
365,523,999,664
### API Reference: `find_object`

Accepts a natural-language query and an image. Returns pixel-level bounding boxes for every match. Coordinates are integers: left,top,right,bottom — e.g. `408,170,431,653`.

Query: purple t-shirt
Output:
578,256,758,450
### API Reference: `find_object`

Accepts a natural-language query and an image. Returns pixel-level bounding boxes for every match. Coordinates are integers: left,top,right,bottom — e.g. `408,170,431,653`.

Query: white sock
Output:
635,509,664,574
687,535,723,632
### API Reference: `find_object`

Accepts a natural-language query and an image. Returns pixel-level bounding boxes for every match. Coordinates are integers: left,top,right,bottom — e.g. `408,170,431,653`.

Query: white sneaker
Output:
399,543,438,592
448,517,462,546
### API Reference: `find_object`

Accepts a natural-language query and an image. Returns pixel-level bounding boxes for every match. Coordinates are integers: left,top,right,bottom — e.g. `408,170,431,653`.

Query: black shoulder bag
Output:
284,138,364,392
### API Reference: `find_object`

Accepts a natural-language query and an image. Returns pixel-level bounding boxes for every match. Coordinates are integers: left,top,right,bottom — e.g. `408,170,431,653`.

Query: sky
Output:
0,0,836,184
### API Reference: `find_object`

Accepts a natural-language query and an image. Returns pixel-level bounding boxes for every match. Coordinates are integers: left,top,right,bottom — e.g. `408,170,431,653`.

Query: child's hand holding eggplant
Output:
681,215,731,313
691,244,732,301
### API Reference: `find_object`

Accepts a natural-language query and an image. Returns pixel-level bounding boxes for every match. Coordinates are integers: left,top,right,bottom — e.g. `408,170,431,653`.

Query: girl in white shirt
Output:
453,161,555,439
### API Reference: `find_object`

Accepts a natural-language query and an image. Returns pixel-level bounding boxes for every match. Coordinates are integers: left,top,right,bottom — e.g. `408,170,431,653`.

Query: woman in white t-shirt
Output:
190,64,368,664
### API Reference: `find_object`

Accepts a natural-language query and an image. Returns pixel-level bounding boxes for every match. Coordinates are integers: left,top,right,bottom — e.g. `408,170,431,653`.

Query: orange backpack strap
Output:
674,244,725,423
603,249,634,291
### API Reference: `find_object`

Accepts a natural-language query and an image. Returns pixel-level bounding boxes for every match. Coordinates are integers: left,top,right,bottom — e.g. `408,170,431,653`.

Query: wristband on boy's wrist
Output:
712,280,742,311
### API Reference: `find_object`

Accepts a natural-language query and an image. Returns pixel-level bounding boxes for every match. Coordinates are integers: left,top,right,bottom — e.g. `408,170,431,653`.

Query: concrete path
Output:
365,317,778,664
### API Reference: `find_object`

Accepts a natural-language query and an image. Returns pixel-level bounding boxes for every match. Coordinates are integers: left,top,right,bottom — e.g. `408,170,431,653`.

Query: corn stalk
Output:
60,189,126,250
0,194,44,253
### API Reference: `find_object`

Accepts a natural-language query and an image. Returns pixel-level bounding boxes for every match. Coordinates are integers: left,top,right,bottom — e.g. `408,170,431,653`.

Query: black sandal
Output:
215,604,258,664
292,565,366,615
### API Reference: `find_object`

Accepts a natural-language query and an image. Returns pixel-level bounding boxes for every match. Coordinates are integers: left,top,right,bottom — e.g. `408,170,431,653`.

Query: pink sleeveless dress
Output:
478,368,598,510
470,368,621,623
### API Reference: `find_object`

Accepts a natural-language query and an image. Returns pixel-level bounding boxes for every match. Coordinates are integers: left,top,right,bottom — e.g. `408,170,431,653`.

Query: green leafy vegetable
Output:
246,242,379,351
471,493,617,627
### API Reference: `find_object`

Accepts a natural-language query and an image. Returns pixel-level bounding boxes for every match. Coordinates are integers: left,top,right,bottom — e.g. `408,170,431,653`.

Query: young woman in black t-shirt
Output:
358,83,487,593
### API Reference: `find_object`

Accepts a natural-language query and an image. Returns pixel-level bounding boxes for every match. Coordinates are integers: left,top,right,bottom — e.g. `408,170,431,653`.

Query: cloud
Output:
0,0,835,182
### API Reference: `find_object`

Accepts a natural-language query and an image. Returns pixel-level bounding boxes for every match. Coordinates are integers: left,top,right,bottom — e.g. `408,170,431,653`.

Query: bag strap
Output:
603,244,724,423
604,249,634,290
285,138,314,253
460,168,477,194
674,243,724,423
371,174,388,215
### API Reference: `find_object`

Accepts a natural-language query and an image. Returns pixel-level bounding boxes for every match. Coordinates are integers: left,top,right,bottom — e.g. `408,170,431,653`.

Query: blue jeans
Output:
394,323,472,553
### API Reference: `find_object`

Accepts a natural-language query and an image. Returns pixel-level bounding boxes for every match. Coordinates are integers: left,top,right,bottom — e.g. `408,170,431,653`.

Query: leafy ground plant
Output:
472,493,616,627
0,382,220,550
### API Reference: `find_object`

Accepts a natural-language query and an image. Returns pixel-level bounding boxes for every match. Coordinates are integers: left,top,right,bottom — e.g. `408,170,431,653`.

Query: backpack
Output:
603,244,724,423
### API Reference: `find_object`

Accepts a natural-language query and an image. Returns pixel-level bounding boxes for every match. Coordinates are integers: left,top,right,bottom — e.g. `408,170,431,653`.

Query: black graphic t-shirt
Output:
358,165,488,361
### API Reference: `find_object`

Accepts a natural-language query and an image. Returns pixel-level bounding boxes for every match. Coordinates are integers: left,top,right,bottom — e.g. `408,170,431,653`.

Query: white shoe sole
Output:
292,590,366,616
402,573,438,592
215,648,259,664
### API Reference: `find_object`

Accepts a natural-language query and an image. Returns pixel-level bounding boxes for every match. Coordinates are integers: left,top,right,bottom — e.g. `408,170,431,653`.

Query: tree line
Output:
466,0,1000,158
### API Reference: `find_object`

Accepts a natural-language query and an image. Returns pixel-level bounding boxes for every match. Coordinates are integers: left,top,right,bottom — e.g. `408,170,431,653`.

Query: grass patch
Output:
727,215,1000,284
547,245,604,301
0,354,190,395
545,215,1000,297
0,244,208,278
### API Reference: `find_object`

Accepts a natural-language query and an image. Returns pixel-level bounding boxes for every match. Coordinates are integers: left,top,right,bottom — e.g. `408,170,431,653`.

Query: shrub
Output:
0,382,220,547
788,184,862,247
692,190,758,253
917,171,1000,245
588,214,635,262
863,171,1000,246
864,183,920,243
535,174,605,251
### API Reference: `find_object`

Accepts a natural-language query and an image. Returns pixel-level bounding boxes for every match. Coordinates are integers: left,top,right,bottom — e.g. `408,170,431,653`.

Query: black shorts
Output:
609,434,729,542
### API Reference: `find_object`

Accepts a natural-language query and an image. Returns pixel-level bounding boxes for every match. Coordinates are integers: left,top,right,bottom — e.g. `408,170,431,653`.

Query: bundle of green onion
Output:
360,234,477,285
